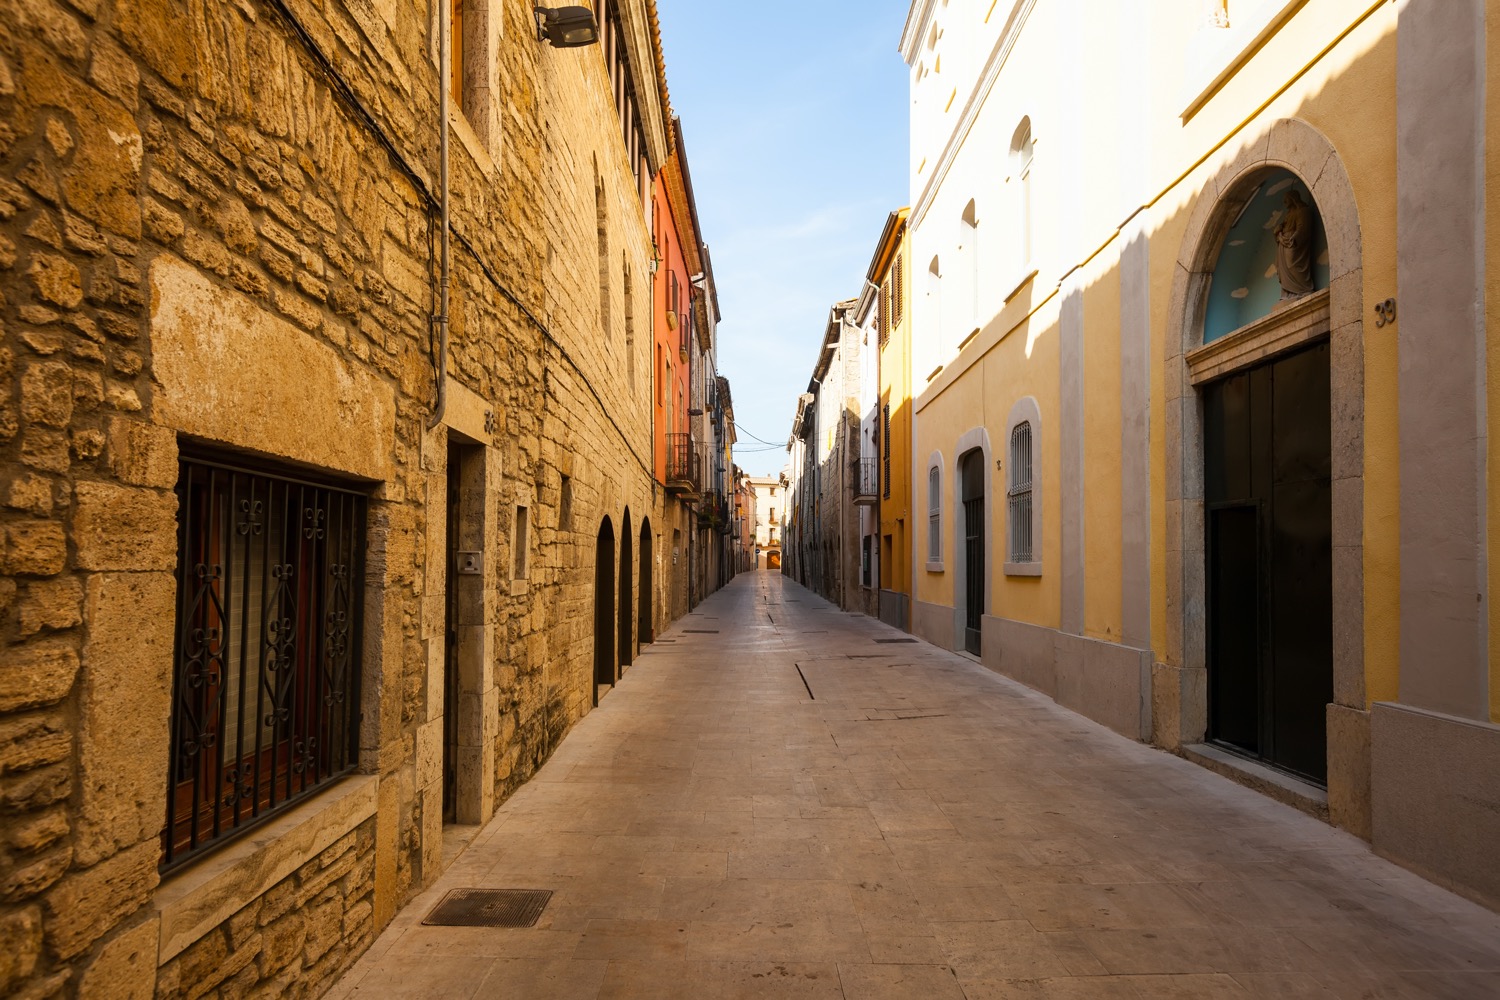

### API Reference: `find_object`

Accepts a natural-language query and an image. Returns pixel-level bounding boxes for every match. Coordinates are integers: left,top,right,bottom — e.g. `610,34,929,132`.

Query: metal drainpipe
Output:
426,2,452,432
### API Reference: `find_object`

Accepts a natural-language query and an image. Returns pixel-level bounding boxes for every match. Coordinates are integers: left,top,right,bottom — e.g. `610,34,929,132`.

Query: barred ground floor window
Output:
164,454,367,871
927,464,942,565
1008,421,1034,563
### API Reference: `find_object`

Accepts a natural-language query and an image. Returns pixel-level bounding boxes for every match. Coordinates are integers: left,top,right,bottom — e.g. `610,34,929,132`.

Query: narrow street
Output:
330,571,1500,1000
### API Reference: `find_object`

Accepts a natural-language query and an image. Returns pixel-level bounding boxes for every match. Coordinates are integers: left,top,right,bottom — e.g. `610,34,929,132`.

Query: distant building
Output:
783,300,866,610
748,475,783,568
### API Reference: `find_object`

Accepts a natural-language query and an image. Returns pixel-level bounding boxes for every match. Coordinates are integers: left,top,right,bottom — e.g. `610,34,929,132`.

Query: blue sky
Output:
655,0,912,477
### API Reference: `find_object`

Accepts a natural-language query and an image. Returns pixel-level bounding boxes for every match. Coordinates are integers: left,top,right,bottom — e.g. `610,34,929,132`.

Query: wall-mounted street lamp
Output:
534,6,599,47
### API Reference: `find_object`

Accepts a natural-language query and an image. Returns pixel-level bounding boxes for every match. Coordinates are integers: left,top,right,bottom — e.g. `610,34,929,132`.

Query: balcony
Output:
854,456,878,506
666,433,701,498
697,489,729,531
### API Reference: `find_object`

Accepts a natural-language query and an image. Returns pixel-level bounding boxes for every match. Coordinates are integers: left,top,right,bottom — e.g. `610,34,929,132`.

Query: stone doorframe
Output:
1160,118,1367,829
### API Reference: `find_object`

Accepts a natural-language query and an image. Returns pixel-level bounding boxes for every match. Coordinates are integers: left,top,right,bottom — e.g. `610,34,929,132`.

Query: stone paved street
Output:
329,570,1500,1000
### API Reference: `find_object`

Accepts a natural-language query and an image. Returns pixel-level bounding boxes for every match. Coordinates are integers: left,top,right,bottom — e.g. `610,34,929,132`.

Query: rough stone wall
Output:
0,0,669,995
152,818,376,1000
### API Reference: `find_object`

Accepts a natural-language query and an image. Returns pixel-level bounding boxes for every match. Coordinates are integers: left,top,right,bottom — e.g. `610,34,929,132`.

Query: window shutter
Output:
893,254,905,326
882,404,891,499
879,281,891,347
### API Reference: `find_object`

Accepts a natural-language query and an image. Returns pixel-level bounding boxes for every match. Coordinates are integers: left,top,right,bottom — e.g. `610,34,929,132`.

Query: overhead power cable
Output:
733,422,787,449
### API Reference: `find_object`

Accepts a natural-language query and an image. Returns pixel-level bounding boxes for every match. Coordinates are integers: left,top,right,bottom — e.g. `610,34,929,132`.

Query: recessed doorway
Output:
619,510,633,670
959,449,985,656
1203,341,1332,783
594,517,616,705
638,518,653,646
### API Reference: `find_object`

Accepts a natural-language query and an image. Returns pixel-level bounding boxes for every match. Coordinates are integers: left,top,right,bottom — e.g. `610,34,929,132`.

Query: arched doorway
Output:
1199,167,1332,783
1165,119,1364,796
638,518,653,646
594,517,615,705
619,509,633,670
959,449,986,655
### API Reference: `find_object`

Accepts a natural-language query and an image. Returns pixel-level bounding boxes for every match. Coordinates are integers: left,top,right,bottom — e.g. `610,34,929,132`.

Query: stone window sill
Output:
1004,561,1042,577
926,560,945,573
449,108,498,183
153,774,378,964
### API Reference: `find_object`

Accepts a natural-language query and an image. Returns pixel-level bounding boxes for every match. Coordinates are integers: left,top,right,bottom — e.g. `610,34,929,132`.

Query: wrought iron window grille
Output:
1008,422,1034,563
163,455,367,871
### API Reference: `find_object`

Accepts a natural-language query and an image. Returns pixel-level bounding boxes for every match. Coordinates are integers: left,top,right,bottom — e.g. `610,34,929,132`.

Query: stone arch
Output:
1161,118,1364,777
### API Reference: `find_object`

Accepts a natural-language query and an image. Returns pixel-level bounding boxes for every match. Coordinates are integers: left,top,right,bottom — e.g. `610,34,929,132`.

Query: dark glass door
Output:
1203,342,1332,783
960,450,985,655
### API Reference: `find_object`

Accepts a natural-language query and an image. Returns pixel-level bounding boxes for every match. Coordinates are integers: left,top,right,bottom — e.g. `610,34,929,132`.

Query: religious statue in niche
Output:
1274,190,1316,299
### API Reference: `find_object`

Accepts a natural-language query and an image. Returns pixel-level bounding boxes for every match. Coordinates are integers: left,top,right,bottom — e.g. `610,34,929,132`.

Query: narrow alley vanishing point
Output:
333,570,1500,1000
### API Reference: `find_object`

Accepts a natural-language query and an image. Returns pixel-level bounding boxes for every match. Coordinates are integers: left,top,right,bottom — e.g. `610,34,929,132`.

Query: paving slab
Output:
329,570,1500,999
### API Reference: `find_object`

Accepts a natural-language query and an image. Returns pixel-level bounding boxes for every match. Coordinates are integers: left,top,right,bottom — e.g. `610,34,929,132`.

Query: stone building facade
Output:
782,299,867,611
0,0,691,995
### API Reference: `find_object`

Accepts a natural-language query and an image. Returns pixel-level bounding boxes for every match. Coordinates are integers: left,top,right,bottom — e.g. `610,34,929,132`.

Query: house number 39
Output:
1374,298,1397,328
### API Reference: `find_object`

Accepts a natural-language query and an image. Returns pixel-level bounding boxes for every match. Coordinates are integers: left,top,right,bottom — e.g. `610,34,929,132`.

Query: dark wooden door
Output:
1203,342,1332,783
442,444,460,823
960,450,985,656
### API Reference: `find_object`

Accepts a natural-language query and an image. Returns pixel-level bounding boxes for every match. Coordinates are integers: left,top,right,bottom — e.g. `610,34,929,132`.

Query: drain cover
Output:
875,638,918,644
422,888,552,928
684,629,720,634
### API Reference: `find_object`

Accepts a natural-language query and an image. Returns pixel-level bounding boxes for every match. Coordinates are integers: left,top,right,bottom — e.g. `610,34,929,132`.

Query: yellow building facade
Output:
902,0,1500,906
871,211,915,630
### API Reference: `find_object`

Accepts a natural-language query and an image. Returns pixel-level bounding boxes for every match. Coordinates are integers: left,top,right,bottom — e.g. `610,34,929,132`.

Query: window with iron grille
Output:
927,464,941,563
164,456,366,871
1008,422,1034,562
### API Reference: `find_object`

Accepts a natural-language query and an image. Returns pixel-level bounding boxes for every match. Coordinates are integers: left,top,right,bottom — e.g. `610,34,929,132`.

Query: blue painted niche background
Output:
1203,169,1329,343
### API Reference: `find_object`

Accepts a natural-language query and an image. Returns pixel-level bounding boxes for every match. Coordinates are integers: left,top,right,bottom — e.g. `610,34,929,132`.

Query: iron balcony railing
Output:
854,456,878,505
666,433,700,497
695,489,734,533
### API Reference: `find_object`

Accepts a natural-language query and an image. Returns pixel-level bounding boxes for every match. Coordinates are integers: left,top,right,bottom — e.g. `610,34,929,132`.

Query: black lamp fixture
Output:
534,6,600,47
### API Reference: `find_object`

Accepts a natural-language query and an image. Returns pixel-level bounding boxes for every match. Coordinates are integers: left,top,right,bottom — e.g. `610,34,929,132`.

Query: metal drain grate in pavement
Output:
684,629,720,634
875,638,918,644
422,888,552,928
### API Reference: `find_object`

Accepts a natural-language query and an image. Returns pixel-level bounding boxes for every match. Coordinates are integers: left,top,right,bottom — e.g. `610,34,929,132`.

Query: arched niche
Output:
1203,168,1331,342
